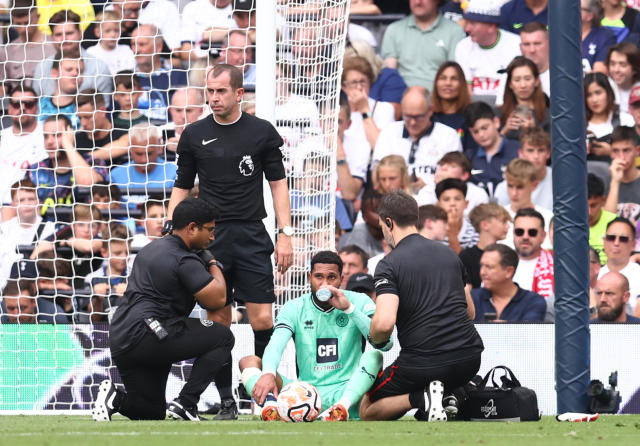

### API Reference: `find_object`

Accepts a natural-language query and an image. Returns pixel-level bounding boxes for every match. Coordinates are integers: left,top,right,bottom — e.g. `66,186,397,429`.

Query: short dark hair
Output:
310,250,343,275
49,9,81,34
76,89,105,109
91,182,122,202
207,63,244,90
2,279,33,297
114,70,141,90
610,125,637,145
11,0,35,18
464,101,496,128
376,190,419,228
361,188,383,213
587,173,606,199
338,245,369,267
9,84,37,98
142,200,166,219
435,178,467,200
520,21,548,35
513,207,545,229
417,205,447,230
44,114,73,128
484,243,519,271
438,151,472,174
173,198,218,230
606,217,636,239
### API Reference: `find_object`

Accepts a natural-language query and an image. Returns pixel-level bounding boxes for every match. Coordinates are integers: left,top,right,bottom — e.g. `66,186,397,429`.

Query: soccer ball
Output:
276,381,322,422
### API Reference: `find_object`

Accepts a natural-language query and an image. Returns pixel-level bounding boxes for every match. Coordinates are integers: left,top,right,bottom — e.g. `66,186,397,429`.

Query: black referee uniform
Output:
109,235,234,420
369,233,484,403
174,112,285,306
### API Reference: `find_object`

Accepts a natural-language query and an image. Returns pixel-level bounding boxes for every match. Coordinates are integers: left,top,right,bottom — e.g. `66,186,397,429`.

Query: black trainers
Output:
202,402,221,415
424,380,447,422
92,379,119,422
167,399,203,421
443,394,459,420
213,398,238,420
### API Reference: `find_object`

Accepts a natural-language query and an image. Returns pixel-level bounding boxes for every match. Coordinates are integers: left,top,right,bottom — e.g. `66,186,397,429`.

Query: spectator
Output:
345,271,376,301
220,29,256,90
465,101,520,195
110,123,177,192
342,56,395,151
344,40,407,119
499,0,548,35
86,10,136,75
1,279,67,323
373,86,462,196
499,56,550,141
335,97,367,203
440,0,464,23
75,89,129,166
601,0,640,43
512,208,554,299
472,243,546,322
436,178,478,253
589,246,602,320
626,84,640,144
34,250,73,309
131,0,182,50
460,203,511,289
337,188,384,258
104,0,141,47
290,154,338,228
380,0,465,89
165,87,207,153
0,86,47,213
589,173,617,265
495,127,553,210
232,0,257,42
501,158,553,248
32,10,112,100
592,271,640,323
455,0,521,104
605,126,640,213
91,183,124,213
84,223,131,322
130,200,166,250
606,43,640,114
131,24,188,123
36,0,95,34
372,155,411,195
37,50,83,127
180,0,236,52
0,0,56,93
351,0,381,15
417,204,448,242
581,0,616,74
29,115,107,218
598,217,640,316
430,61,475,152
585,72,634,161
338,245,369,288
112,70,147,130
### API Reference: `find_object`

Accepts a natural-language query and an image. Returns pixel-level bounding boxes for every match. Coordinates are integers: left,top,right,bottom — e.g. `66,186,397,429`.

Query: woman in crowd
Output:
499,56,550,141
372,154,411,195
430,61,473,151
606,42,640,113
585,72,634,160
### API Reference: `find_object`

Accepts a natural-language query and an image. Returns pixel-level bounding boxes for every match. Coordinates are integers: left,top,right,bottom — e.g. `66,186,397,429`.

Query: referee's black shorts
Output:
367,354,481,403
209,220,275,305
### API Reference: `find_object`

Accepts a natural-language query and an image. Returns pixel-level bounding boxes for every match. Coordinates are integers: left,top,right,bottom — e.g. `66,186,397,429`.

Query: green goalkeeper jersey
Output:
274,291,376,388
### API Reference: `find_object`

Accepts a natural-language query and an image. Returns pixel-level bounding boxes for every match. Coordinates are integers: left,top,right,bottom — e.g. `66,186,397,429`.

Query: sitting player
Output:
239,251,391,421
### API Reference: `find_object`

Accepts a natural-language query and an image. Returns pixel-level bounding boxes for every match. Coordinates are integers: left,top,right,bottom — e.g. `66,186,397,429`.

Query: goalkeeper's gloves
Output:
197,249,223,271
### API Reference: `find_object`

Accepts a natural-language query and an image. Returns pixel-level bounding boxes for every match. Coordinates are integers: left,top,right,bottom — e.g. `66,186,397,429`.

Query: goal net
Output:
0,0,349,412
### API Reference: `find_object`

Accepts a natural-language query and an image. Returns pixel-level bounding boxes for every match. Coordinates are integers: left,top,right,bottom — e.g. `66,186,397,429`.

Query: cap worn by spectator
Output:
233,0,254,11
346,272,375,293
463,0,502,24
629,84,640,107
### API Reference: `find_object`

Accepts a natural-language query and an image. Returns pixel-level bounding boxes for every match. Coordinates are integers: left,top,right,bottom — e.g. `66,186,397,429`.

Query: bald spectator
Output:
499,0,548,35
220,29,256,90
380,0,465,89
131,24,188,123
338,245,369,288
592,272,640,323
373,86,462,197
165,87,207,152
455,0,521,104
472,243,546,322
0,0,55,93
32,10,112,100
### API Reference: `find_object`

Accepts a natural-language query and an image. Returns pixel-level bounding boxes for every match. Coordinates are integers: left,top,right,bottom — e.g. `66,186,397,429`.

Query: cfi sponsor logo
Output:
481,399,497,418
239,155,255,176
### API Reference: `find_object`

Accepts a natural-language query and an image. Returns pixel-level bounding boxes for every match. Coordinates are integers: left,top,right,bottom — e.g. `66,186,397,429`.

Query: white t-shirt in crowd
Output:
587,111,635,138
345,97,396,151
610,78,636,114
416,181,489,217
495,166,554,211
86,44,136,75
495,69,550,107
348,23,377,48
598,261,640,314
502,204,554,250
180,0,236,44
513,257,537,291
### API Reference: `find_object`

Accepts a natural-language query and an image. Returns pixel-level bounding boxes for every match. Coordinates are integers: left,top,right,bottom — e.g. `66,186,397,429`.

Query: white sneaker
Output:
425,380,447,422
92,380,118,422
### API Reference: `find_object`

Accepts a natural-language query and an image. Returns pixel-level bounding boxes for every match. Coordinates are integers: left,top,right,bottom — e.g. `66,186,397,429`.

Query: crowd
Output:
0,0,639,325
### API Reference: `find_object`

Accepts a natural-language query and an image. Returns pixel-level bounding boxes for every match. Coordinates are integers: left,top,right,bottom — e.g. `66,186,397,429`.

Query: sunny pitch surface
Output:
1,415,640,446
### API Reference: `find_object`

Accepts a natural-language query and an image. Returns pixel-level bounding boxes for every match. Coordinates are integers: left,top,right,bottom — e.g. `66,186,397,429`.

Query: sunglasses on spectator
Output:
604,234,631,243
9,100,37,109
514,228,538,237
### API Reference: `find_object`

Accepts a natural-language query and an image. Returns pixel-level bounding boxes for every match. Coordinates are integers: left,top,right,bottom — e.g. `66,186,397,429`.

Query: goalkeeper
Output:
240,251,391,421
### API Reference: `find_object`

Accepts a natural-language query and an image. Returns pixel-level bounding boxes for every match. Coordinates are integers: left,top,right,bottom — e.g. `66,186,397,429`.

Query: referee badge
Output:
239,155,255,176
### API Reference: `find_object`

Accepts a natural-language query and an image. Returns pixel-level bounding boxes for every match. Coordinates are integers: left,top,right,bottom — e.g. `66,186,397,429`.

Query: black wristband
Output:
367,334,389,350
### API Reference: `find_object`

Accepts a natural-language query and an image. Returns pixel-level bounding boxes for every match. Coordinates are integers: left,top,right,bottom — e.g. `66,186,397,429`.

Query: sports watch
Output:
278,226,294,237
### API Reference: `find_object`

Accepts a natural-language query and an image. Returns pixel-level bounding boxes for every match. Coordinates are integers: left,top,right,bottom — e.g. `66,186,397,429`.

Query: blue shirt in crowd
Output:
472,286,547,322
469,137,520,196
110,157,177,191
369,67,407,105
582,27,616,72
499,0,548,35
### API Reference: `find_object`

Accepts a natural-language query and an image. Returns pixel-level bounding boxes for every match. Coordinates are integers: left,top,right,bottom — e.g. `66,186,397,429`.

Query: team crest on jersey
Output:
336,314,349,327
239,155,254,176
200,319,213,327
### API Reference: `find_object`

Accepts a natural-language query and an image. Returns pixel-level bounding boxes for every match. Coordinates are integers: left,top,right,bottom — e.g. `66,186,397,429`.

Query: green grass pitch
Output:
1,415,640,446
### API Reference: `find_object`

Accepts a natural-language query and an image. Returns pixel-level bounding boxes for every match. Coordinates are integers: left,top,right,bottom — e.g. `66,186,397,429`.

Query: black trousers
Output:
112,318,234,420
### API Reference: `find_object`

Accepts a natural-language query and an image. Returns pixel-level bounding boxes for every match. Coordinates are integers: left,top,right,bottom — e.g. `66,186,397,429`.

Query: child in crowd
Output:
588,173,617,264
112,70,147,130
131,201,166,250
435,178,478,254
38,50,83,128
417,204,449,243
86,11,136,75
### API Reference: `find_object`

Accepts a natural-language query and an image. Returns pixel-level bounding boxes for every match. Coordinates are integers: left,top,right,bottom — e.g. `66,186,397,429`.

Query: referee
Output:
92,198,234,421
165,63,293,418
360,191,484,421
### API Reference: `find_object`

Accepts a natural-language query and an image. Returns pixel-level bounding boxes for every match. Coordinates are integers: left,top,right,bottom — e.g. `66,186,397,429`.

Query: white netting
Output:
0,0,349,411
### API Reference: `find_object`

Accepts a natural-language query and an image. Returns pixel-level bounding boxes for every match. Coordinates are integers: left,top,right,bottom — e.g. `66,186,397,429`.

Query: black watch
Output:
367,334,389,350
209,259,223,272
